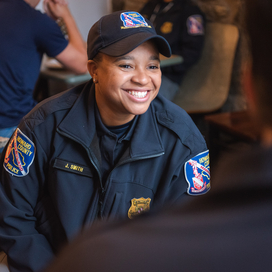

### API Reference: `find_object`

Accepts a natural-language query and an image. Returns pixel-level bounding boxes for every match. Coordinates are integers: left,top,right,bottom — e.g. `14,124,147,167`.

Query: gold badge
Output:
160,22,173,34
128,197,151,219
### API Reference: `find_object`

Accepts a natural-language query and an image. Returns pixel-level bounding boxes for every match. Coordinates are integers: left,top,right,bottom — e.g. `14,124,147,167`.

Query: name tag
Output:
53,158,93,177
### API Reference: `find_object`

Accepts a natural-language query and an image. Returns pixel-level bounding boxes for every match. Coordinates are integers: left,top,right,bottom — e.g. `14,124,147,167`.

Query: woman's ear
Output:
87,60,98,81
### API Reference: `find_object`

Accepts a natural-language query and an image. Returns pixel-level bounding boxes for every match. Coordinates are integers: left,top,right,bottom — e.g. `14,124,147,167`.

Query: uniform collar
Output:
95,102,138,143
57,81,97,149
58,81,164,157
129,105,164,158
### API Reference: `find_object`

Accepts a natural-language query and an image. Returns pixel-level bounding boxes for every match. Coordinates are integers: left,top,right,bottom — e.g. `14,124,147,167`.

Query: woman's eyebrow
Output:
151,55,160,62
113,55,160,63
113,56,134,62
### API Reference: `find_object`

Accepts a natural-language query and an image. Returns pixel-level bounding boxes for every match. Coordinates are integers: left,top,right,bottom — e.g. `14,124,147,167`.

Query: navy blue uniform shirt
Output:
0,80,209,272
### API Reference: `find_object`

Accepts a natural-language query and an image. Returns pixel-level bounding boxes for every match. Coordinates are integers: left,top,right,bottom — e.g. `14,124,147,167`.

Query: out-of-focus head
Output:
244,0,272,127
87,10,171,60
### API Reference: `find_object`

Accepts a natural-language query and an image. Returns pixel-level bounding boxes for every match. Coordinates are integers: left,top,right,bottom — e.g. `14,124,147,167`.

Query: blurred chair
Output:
172,22,239,114
0,252,8,272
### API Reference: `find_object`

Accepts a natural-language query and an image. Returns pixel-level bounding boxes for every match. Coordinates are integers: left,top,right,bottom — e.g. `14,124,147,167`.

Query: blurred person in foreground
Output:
0,0,87,153
43,1,272,272
140,0,206,100
0,10,209,272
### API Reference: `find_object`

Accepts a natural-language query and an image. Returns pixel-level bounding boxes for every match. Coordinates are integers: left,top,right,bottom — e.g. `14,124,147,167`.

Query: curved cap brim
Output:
99,32,172,58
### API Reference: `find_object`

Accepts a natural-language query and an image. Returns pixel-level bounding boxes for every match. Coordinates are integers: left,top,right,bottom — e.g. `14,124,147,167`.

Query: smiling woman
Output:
88,41,161,126
86,10,170,126
0,10,209,272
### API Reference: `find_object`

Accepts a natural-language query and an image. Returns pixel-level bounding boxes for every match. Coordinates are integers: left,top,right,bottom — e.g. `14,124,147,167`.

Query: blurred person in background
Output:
0,0,87,154
0,10,209,272
140,0,206,100
43,1,272,272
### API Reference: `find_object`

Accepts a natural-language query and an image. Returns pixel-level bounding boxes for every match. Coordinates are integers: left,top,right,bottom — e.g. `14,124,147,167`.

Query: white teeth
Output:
128,91,148,98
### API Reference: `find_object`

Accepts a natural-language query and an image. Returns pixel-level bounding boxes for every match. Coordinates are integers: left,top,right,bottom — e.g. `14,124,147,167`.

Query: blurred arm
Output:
45,0,88,74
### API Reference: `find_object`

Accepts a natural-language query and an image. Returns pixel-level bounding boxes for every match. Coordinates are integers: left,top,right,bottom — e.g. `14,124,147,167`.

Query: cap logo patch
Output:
128,197,151,219
3,128,35,177
120,12,151,29
185,150,210,195
187,15,204,35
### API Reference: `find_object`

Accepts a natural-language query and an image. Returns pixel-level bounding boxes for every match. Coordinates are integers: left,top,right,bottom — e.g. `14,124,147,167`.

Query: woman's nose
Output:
131,68,150,85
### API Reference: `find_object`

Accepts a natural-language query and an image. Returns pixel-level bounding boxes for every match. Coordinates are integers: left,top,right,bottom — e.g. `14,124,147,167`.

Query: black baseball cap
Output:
87,10,171,60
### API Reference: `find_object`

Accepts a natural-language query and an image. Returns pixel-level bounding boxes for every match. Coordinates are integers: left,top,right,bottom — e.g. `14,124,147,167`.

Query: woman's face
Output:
89,40,162,126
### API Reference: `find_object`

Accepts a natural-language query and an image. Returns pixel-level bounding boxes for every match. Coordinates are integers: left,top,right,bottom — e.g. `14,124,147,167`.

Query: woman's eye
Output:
149,64,159,70
119,64,132,69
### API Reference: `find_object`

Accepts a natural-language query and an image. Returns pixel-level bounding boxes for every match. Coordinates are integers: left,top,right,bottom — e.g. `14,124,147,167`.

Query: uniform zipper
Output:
57,129,104,221
100,151,165,215
57,128,165,219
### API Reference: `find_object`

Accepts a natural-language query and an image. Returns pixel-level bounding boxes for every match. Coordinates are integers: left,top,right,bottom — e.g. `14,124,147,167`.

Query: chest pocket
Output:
53,158,93,178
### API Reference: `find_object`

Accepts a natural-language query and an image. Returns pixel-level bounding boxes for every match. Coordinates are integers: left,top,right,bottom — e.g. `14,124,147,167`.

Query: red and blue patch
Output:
187,15,204,35
185,150,210,195
3,128,35,177
120,12,150,29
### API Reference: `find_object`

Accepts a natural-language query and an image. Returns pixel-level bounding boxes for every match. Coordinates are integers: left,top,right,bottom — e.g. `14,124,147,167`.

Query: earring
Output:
93,78,96,83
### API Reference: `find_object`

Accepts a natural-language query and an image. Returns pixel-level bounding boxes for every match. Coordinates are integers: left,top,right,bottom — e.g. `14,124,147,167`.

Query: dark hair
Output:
245,0,272,125
92,52,103,63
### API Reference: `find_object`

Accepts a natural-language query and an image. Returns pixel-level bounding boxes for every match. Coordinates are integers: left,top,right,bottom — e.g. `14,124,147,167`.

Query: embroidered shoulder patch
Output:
185,150,210,195
120,12,151,29
3,128,35,177
187,15,204,35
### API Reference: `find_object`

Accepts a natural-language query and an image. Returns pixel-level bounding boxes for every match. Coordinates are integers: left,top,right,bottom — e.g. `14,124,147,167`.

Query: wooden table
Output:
204,111,260,160
205,111,260,142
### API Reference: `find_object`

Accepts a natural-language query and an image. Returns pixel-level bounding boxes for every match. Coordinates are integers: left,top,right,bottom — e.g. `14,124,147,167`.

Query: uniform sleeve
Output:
32,10,68,58
153,141,210,211
174,142,210,200
161,2,206,83
179,2,206,70
154,106,210,207
0,122,54,272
